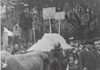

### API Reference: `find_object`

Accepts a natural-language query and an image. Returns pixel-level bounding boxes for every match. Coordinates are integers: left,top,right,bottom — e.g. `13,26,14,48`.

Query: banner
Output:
43,7,56,19
54,11,65,20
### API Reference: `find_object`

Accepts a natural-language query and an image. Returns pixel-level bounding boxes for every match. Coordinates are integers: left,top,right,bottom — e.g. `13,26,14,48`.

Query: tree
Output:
1,0,25,31
62,0,100,39
1,0,100,41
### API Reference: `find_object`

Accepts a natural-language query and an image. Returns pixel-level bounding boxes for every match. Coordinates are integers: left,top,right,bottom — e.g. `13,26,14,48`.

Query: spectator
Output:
71,48,79,59
64,49,72,58
51,42,63,59
50,42,64,70
19,4,33,49
79,40,98,70
73,59,79,70
92,37,100,70
66,54,75,70
12,24,20,48
11,44,19,54
92,37,100,51
78,44,84,51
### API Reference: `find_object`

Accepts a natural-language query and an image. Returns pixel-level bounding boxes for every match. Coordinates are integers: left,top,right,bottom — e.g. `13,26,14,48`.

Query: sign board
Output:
54,11,65,20
43,7,56,19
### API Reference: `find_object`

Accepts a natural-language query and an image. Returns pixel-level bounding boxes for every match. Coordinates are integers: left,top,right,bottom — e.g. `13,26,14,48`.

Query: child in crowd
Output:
66,54,80,70
66,55,74,70
73,59,79,70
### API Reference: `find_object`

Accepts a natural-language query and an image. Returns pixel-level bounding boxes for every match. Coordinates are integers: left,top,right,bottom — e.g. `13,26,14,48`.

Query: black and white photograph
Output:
0,0,100,70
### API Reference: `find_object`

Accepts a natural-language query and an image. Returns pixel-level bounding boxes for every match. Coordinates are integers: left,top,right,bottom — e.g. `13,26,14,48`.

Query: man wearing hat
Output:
19,3,33,49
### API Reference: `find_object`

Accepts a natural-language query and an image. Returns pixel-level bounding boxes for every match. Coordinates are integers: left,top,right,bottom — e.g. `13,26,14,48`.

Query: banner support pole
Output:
59,19,61,34
49,19,52,33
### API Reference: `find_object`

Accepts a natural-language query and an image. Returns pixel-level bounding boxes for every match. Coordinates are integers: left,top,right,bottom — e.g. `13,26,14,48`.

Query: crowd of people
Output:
1,4,34,54
1,3,100,70
49,37,100,70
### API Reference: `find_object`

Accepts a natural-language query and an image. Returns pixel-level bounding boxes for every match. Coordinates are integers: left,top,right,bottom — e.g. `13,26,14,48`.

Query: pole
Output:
59,19,61,34
32,27,36,44
58,13,61,34
33,28,36,43
49,19,52,33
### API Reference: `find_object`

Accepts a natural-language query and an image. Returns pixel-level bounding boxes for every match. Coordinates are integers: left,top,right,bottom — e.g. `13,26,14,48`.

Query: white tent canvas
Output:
4,27,13,37
28,33,73,52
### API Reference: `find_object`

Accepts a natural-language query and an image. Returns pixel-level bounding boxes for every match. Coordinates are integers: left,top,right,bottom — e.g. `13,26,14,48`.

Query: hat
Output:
23,3,30,9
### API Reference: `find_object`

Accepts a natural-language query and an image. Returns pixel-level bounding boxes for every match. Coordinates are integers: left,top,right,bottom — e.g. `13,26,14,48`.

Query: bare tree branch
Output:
74,13,81,27
65,14,80,31
87,10,96,28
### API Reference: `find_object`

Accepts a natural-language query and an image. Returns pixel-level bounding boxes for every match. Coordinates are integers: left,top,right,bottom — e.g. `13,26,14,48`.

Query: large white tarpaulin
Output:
28,33,73,52
4,27,13,37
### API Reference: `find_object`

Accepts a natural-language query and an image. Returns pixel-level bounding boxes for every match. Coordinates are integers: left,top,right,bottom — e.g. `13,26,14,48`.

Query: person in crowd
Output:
11,44,19,54
71,47,79,59
92,37,100,51
66,48,79,70
64,48,72,58
19,3,33,49
51,42,63,58
79,39,98,70
92,37,100,70
72,47,79,54
12,23,20,48
73,59,79,70
63,49,73,70
50,42,64,70
78,44,84,51
67,38,75,47
66,54,75,70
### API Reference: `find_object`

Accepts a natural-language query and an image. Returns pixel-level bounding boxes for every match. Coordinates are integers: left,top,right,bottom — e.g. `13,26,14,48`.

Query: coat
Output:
19,11,33,29
95,51,100,70
79,48,98,70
